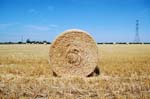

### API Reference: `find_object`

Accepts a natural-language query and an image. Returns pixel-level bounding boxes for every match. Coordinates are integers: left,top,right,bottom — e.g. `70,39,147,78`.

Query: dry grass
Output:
0,44,150,99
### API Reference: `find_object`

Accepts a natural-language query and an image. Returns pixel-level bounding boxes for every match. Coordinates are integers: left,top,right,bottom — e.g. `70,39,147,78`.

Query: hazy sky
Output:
0,0,149,42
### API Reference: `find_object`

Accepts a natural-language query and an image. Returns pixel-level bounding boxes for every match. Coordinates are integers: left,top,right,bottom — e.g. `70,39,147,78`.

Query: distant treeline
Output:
0,40,150,45
0,39,51,44
0,42,51,44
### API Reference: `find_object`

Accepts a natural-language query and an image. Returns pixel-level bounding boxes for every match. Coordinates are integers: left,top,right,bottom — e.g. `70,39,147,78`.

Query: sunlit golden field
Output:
0,44,150,99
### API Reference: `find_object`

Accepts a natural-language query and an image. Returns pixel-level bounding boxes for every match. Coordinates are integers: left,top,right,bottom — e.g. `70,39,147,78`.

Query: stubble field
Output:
0,44,150,99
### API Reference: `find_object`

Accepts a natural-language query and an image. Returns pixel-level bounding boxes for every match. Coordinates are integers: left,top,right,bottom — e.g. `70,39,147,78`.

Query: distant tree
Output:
31,41,36,44
8,42,13,44
43,40,47,43
18,41,23,44
26,39,31,43
144,42,150,44
47,42,51,44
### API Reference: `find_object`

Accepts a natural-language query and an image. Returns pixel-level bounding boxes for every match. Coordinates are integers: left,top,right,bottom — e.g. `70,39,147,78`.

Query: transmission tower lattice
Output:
134,20,140,43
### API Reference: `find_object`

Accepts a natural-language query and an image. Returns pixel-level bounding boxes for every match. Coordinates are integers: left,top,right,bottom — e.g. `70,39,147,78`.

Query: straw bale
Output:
49,29,99,77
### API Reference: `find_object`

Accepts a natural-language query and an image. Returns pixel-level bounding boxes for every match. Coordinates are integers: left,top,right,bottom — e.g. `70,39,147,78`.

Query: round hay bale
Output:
49,29,99,77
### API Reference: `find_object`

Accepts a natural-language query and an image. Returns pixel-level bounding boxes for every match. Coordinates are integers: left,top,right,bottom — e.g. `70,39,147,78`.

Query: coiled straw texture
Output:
49,29,99,77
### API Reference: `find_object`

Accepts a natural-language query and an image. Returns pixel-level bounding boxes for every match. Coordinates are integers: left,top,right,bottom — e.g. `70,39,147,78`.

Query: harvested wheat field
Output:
0,44,150,99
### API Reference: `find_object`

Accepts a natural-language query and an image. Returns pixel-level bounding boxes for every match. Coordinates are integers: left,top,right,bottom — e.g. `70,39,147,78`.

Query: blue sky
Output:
0,0,149,42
